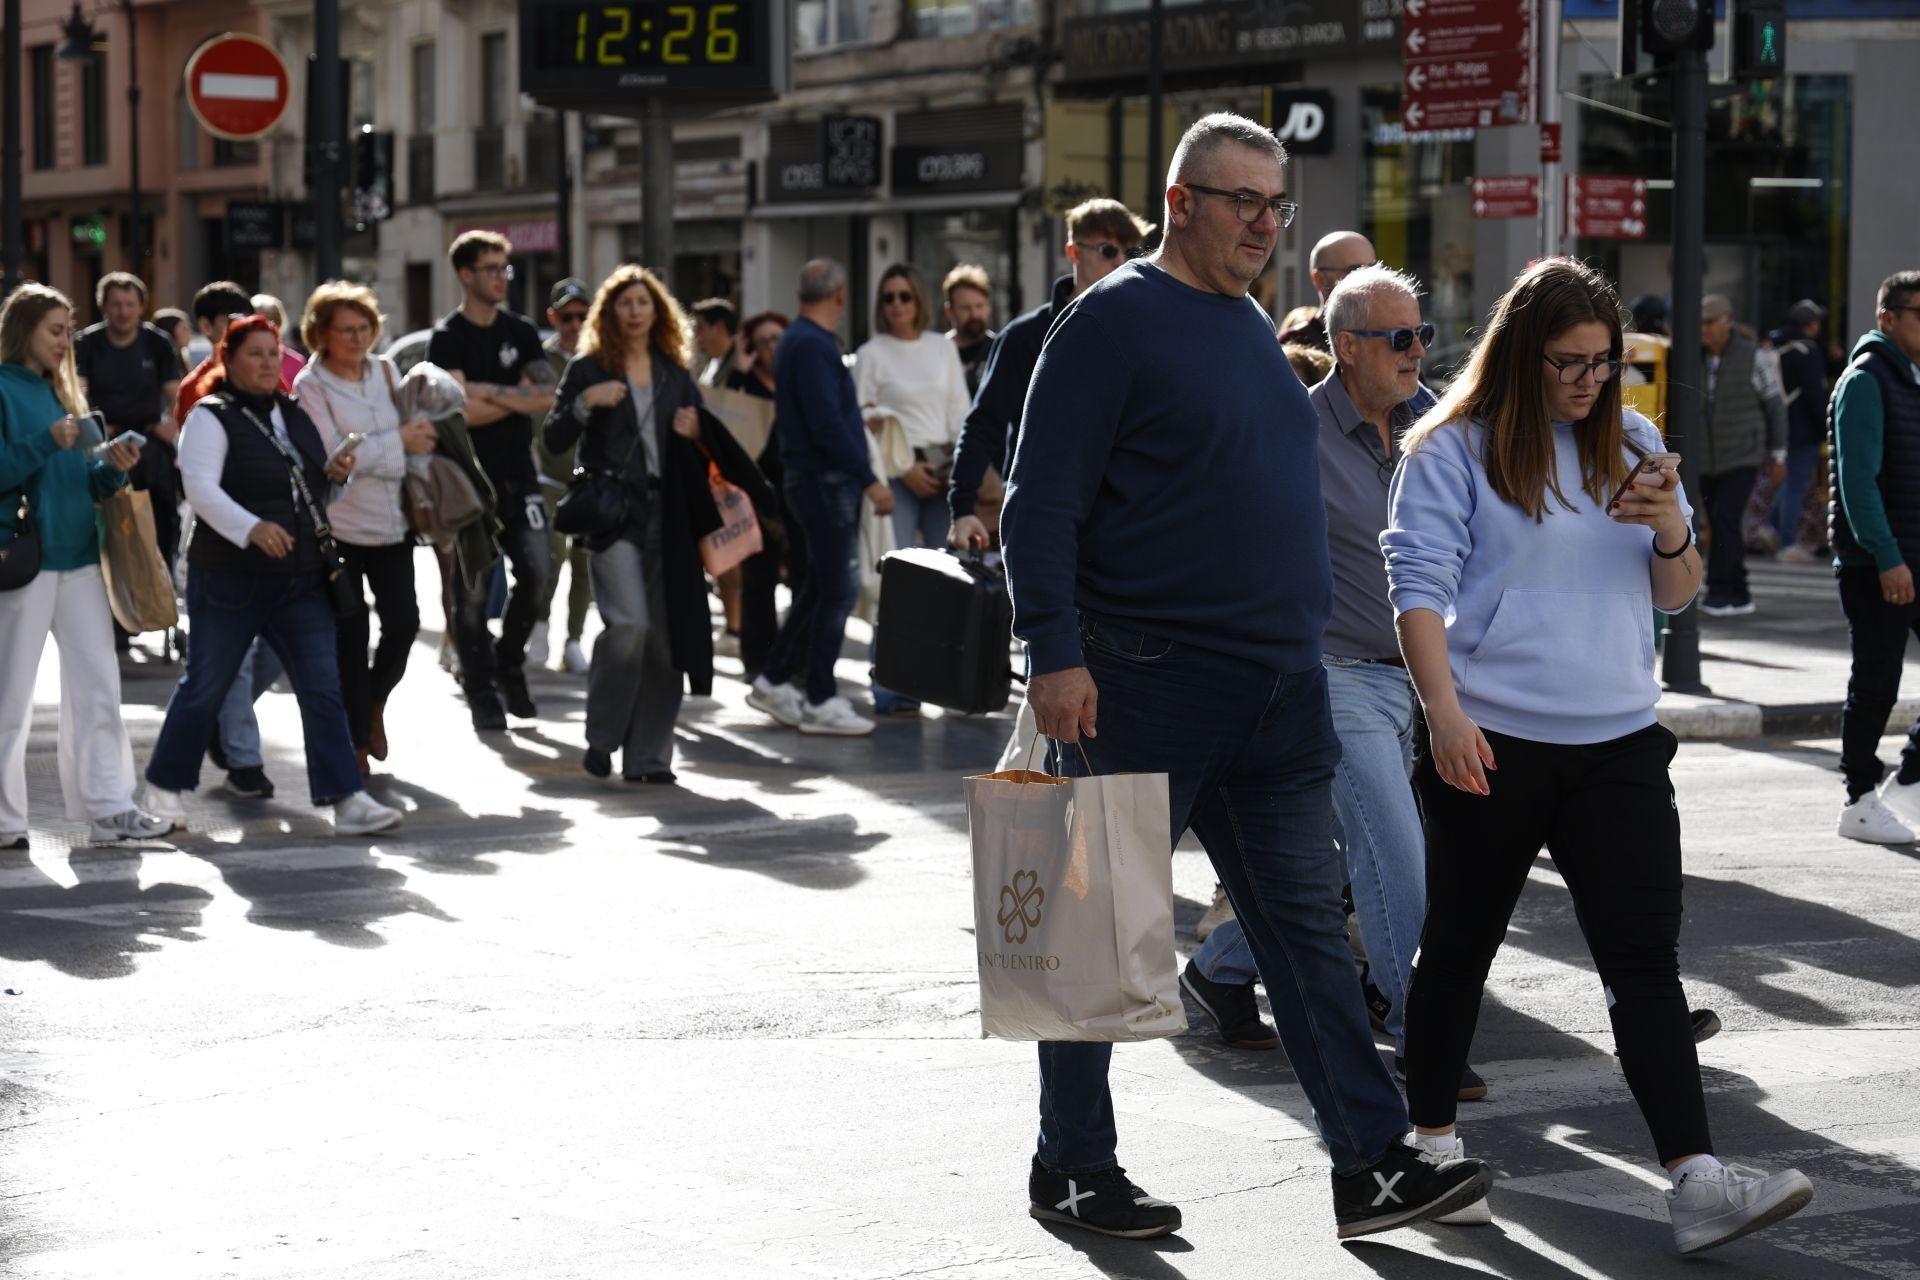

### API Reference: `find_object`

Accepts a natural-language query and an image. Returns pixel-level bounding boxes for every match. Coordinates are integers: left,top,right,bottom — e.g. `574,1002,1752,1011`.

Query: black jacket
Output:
948,275,1075,520
1769,326,1831,448
188,387,329,577
545,352,776,695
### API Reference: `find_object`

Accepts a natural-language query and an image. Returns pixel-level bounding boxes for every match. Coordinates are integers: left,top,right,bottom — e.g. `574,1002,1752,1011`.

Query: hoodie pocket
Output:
1463,588,1654,719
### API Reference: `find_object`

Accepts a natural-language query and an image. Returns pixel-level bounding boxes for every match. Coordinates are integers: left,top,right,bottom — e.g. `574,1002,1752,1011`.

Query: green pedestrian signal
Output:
1760,21,1779,65
1733,0,1787,81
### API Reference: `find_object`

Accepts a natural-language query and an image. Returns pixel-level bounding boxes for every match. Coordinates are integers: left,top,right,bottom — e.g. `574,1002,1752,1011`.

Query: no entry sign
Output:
185,34,291,142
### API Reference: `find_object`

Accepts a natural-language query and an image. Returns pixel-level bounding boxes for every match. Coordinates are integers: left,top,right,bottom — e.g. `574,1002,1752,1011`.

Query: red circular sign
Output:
185,34,290,142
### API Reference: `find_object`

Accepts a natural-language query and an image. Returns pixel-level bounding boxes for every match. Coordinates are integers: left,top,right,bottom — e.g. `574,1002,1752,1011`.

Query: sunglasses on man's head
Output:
881,291,915,305
1074,241,1131,261
1344,323,1437,353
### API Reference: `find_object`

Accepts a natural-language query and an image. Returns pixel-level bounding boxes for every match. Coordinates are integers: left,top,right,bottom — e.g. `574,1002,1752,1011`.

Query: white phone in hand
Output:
327,432,367,467
93,430,145,459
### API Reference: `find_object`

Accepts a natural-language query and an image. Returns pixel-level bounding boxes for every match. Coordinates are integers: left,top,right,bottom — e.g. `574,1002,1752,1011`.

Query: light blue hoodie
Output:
1382,409,1692,746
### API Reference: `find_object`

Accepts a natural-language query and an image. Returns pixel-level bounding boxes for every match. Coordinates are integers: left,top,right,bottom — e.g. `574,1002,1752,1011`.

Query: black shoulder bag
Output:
553,383,647,546
236,402,356,614
0,491,41,592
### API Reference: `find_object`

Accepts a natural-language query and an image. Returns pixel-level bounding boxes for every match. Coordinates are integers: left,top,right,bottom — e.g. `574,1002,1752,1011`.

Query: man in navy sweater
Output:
747,259,895,737
1001,113,1491,1242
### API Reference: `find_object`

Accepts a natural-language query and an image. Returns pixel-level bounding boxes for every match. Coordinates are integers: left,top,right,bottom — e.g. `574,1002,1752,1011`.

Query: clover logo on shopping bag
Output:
997,869,1045,945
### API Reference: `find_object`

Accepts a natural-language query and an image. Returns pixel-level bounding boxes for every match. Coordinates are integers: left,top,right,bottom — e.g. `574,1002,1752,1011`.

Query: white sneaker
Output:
332,791,404,836
799,695,875,737
1668,1161,1813,1254
561,639,590,674
1196,884,1234,941
527,621,550,668
1776,543,1820,564
1698,600,1759,618
1408,1133,1492,1225
89,808,174,845
1875,775,1920,829
1838,793,1914,844
140,784,188,830
746,675,805,728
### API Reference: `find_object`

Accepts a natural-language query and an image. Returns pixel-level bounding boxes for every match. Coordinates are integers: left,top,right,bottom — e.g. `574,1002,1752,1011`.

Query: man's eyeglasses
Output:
881,291,915,305
1543,355,1625,384
1887,305,1920,317
472,263,515,280
555,310,589,326
1073,241,1134,262
1344,324,1436,353
1180,183,1300,228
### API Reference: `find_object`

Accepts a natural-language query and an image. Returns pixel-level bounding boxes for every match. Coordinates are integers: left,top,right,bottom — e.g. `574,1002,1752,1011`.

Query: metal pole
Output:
554,110,571,280
2,0,23,297
312,0,343,281
640,96,672,289
1539,0,1561,257
1144,0,1163,225
121,0,141,278
1661,44,1708,693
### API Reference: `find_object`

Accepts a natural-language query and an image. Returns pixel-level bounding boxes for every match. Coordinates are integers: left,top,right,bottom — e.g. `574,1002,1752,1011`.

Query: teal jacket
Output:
0,362,127,571
1832,330,1920,571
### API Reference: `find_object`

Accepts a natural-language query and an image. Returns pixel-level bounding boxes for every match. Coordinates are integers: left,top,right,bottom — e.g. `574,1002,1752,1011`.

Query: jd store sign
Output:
1268,88,1335,156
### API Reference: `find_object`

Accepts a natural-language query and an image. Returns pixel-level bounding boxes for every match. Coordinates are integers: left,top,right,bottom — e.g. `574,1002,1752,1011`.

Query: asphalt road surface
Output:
3,636,1917,1279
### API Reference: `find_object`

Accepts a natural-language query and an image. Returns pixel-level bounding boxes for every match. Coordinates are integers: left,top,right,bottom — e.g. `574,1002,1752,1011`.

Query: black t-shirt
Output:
427,308,546,505
74,322,183,428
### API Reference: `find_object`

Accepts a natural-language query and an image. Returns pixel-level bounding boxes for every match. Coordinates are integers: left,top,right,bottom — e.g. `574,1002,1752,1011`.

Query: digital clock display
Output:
520,0,777,98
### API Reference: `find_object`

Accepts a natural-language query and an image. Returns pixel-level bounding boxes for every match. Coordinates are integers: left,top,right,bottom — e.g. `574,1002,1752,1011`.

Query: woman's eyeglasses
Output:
881,291,914,305
1344,323,1437,353
1543,355,1625,384
1180,183,1301,228
1073,241,1132,261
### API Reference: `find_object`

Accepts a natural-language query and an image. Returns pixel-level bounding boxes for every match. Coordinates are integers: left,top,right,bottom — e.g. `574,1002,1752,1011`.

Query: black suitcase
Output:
872,547,1014,714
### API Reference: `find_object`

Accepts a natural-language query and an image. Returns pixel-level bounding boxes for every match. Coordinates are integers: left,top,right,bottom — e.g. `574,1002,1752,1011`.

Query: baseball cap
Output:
1787,298,1826,326
1700,294,1733,322
549,278,590,309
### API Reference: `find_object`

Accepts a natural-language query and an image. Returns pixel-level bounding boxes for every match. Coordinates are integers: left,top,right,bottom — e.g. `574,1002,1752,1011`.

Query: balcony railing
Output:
524,125,558,189
407,135,435,204
474,126,505,191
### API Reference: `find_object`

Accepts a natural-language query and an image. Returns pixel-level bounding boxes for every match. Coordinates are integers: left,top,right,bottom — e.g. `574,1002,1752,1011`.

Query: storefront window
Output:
1360,88,1477,382
908,208,1018,334
1575,73,1852,335
796,0,873,51
908,0,1036,37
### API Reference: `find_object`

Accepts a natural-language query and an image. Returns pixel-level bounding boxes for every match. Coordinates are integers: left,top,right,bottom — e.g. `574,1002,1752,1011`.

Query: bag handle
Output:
1020,731,1094,777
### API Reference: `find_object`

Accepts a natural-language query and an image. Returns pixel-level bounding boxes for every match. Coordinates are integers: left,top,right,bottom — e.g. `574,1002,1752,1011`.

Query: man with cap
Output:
1699,293,1789,616
1768,299,1832,563
531,277,594,673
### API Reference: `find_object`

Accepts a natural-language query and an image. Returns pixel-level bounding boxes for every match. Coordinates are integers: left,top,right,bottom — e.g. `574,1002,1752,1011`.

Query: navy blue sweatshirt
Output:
948,275,1074,520
772,315,877,487
1002,261,1331,676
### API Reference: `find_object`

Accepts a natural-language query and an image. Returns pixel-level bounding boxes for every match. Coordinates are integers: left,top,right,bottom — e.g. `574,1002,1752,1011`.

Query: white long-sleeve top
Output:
177,399,296,551
854,331,971,451
292,353,424,546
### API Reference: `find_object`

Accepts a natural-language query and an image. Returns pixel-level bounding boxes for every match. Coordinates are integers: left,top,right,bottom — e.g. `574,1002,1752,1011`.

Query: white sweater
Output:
854,332,971,451
292,354,425,547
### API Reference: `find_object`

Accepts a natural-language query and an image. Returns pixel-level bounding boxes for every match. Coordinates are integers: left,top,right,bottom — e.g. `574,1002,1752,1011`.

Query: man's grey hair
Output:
798,258,847,304
1166,112,1287,188
1324,264,1424,343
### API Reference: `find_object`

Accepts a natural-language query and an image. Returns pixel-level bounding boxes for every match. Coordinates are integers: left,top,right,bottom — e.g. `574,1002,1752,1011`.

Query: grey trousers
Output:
586,517,682,775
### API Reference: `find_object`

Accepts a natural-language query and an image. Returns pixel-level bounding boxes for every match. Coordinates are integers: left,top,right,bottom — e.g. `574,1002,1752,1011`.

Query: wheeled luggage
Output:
872,547,1014,714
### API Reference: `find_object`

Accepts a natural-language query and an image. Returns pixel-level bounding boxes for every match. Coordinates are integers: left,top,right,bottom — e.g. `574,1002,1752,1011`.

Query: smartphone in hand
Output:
92,429,145,459
327,432,367,467
1610,451,1680,508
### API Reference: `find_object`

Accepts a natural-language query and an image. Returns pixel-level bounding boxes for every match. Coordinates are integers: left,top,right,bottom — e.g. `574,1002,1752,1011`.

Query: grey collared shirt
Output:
1309,371,1433,660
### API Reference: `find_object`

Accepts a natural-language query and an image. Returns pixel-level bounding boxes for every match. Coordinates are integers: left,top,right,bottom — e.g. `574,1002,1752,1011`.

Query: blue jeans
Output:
215,640,284,769
1193,659,1426,1054
147,568,363,806
1037,615,1408,1176
763,469,862,707
1769,442,1820,547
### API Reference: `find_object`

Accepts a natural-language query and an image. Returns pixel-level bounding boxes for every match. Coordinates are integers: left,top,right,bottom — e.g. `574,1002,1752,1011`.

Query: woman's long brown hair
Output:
1403,257,1631,520
581,264,689,374
0,284,87,417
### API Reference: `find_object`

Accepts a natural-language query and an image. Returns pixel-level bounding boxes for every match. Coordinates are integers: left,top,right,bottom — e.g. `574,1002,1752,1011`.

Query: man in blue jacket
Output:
747,259,895,738
1831,269,1920,843
1001,112,1490,1242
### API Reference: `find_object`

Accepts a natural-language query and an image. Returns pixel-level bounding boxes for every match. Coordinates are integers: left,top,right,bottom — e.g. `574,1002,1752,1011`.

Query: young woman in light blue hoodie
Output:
0,285,167,847
1383,259,1812,1253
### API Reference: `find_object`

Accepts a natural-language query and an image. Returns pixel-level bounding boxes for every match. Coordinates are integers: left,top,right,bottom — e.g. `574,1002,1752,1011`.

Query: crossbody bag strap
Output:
237,402,338,549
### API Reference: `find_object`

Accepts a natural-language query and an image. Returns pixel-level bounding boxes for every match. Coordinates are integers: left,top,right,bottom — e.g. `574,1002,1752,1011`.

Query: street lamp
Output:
58,0,142,281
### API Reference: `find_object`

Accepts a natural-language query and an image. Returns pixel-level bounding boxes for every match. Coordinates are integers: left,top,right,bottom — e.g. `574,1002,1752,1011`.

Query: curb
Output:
1658,697,1920,742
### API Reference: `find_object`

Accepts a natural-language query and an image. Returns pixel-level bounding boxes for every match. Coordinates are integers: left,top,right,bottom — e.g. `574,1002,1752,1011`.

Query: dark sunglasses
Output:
1344,323,1436,353
1544,355,1625,384
555,310,589,325
1073,241,1131,261
881,291,915,305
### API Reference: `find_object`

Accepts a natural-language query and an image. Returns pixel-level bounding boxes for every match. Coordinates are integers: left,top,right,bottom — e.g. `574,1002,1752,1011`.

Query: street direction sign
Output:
1471,175,1540,219
1404,0,1534,133
184,34,291,142
1568,175,1649,239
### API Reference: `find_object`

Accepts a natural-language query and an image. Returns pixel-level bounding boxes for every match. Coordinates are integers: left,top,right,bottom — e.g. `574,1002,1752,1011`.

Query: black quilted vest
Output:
187,391,328,576
1829,344,1920,570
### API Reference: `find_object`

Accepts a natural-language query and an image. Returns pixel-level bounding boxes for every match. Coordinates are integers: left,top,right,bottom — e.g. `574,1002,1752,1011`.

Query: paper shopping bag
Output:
97,488,178,634
966,763,1184,1041
699,462,764,577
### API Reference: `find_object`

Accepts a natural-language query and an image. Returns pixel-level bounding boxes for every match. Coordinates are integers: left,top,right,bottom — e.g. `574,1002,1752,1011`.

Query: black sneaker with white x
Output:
1331,1139,1494,1239
1028,1157,1182,1239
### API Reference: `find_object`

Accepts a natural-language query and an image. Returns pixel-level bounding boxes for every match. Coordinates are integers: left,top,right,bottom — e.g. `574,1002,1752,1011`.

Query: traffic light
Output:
1641,0,1714,58
1731,0,1787,80
352,126,394,226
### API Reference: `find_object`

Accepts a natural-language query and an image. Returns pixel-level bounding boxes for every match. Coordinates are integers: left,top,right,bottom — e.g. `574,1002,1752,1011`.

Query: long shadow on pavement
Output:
0,847,212,980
